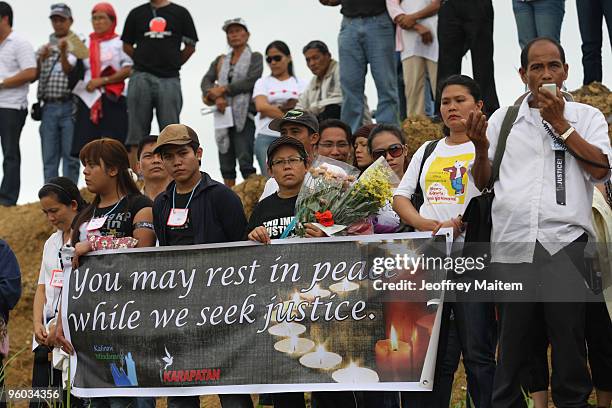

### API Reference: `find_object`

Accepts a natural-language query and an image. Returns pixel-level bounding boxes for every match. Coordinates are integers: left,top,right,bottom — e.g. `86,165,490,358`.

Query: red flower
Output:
315,210,334,227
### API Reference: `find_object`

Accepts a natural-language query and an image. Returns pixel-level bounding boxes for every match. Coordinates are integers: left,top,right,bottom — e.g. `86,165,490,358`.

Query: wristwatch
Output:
559,126,575,141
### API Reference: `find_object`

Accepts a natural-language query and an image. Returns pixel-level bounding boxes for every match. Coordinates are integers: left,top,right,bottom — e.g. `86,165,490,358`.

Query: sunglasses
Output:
372,144,404,161
266,55,283,64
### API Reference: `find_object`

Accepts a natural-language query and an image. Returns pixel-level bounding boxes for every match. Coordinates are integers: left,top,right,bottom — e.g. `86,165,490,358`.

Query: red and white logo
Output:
145,17,171,39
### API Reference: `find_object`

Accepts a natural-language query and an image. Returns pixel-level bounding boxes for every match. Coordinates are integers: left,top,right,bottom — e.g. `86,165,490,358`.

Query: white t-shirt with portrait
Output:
252,75,308,137
395,139,480,238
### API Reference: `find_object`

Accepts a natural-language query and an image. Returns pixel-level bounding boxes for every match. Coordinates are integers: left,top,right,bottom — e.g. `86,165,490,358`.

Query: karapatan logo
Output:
159,346,221,384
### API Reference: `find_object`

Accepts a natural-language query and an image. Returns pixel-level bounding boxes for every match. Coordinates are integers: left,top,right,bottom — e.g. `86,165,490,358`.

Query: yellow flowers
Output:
352,165,395,207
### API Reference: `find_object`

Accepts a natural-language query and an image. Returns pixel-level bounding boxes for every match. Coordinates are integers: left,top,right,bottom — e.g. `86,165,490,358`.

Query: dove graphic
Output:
162,347,173,370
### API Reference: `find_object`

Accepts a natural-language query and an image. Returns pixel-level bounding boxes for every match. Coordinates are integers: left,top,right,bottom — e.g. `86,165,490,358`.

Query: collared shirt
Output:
297,59,343,117
37,40,74,101
488,94,612,263
0,31,36,109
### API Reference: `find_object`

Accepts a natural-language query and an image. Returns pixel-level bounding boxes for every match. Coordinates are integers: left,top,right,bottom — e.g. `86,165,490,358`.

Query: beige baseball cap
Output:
153,124,200,154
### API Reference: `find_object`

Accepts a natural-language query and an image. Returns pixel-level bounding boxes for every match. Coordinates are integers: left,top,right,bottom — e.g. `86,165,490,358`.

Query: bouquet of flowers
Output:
294,156,399,237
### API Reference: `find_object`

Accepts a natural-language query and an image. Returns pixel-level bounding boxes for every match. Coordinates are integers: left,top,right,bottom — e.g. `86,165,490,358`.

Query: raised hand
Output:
463,111,489,150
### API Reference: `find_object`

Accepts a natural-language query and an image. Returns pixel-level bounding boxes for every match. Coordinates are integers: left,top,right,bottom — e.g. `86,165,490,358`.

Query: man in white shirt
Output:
469,37,612,408
0,1,37,206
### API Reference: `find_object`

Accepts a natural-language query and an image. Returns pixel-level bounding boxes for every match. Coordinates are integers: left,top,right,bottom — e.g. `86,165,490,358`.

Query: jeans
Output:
39,101,80,184
424,73,435,118
254,134,277,177
0,108,26,206
167,395,252,408
512,0,565,49
437,0,500,117
339,13,399,131
576,0,612,84
219,119,256,180
126,70,182,147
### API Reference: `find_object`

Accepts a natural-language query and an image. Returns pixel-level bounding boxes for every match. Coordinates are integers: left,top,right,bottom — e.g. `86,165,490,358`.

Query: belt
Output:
43,96,72,103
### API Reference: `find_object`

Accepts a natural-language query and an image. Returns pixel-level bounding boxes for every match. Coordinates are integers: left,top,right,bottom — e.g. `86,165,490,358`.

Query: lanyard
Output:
554,151,566,206
173,180,201,209
92,196,125,220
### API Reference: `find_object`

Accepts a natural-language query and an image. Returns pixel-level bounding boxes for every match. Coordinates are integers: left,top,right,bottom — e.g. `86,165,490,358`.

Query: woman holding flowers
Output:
393,74,496,408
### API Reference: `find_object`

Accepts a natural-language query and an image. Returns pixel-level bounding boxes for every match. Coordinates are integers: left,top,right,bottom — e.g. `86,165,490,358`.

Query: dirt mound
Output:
401,115,445,158
231,175,267,219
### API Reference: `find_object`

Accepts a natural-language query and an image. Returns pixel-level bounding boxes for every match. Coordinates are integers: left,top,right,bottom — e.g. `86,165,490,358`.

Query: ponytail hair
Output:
71,138,140,243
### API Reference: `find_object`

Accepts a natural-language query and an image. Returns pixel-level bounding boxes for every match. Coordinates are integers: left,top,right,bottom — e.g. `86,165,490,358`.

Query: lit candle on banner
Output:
374,325,413,381
332,362,380,383
329,278,359,295
268,322,307,337
299,344,343,370
274,335,315,356
300,284,331,301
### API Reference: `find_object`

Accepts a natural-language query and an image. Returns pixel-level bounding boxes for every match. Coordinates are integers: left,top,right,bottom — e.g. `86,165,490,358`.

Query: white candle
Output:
332,362,380,383
329,278,359,294
268,322,306,337
274,335,315,356
299,345,342,370
300,284,331,301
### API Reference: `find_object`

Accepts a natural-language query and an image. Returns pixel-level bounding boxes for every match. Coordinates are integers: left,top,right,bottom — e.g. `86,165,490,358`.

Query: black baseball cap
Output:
267,136,308,164
269,110,319,133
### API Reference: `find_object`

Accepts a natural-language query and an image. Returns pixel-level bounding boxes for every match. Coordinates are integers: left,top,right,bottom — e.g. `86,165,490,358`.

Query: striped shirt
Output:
0,31,36,109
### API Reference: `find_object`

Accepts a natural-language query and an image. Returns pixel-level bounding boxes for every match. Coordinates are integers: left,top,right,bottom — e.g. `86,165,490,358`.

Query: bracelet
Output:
559,126,575,141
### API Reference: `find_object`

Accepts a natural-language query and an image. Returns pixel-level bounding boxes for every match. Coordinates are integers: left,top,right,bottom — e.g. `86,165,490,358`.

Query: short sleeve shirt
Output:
121,2,198,78
246,193,297,239
0,31,36,109
80,194,152,240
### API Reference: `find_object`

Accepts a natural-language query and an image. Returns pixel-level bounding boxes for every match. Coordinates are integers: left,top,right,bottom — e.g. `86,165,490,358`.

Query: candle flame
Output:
291,292,301,304
390,325,398,351
312,284,321,295
316,344,326,354
342,278,350,290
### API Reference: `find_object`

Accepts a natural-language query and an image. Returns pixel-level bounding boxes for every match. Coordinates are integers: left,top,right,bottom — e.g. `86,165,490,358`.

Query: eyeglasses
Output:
270,157,304,168
266,55,283,64
371,144,404,161
318,142,350,149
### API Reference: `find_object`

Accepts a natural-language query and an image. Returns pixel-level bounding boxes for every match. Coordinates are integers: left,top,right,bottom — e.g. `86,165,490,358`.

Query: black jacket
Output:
153,172,247,246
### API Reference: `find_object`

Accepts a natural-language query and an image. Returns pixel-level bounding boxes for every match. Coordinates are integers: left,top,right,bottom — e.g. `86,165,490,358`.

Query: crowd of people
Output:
0,0,611,408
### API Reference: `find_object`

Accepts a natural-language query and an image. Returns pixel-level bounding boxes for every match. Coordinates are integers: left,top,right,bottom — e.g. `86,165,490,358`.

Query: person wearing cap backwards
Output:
151,124,252,408
201,18,263,188
36,3,83,185
121,0,198,168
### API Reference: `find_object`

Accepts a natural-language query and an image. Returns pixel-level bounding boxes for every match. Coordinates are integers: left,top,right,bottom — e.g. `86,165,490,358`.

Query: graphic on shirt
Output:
425,153,474,205
263,216,294,239
145,17,171,39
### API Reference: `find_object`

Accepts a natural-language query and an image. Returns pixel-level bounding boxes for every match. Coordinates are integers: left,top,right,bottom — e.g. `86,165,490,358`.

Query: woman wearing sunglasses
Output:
253,41,307,175
392,75,497,408
365,124,409,234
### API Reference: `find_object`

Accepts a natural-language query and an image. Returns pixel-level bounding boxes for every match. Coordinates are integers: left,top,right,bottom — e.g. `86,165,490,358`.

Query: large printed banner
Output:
63,232,451,398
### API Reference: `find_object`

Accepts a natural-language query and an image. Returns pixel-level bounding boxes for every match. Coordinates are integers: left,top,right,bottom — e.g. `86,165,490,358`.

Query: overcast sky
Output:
3,0,611,204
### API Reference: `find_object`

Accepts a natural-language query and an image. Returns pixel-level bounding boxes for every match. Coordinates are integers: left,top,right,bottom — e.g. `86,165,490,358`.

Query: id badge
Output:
50,269,63,288
167,208,189,227
87,215,108,231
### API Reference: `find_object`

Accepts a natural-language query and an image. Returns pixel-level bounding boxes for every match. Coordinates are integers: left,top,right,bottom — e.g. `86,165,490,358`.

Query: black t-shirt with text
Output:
166,191,195,246
92,194,152,238
340,0,387,17
246,194,297,240
121,2,198,78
